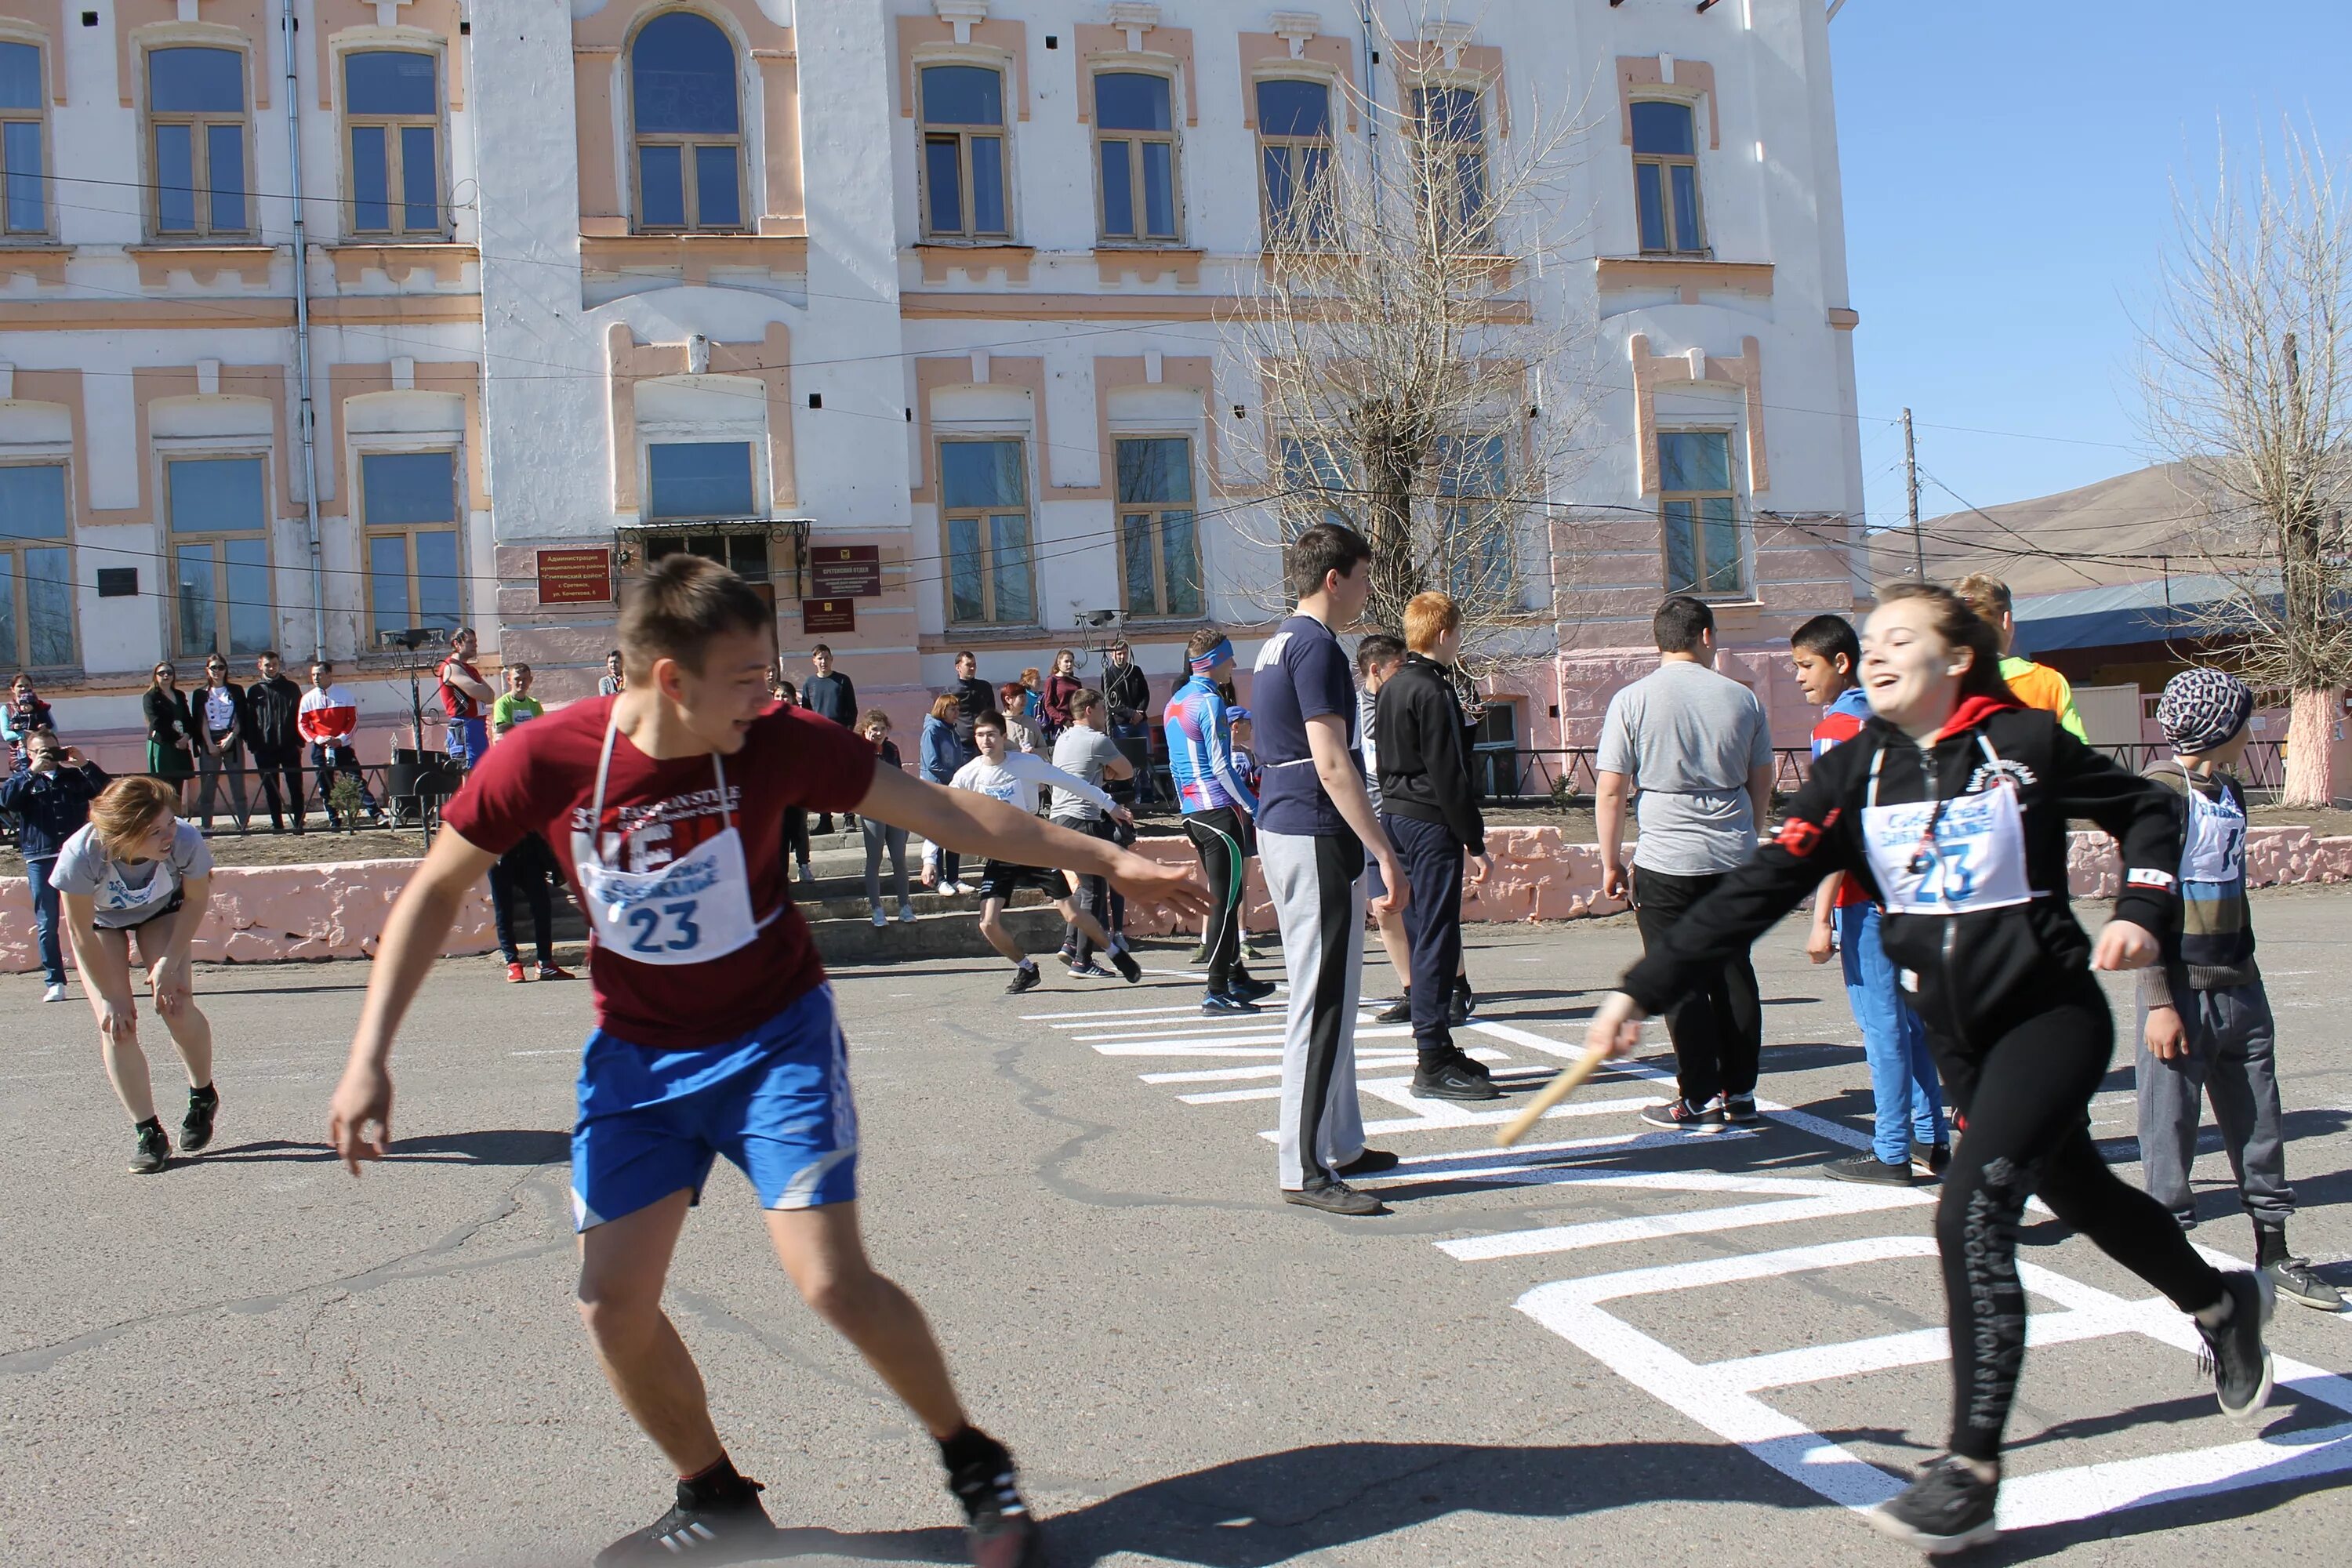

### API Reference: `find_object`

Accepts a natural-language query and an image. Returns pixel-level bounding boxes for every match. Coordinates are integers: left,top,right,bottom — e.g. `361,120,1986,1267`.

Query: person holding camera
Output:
0,728,107,1002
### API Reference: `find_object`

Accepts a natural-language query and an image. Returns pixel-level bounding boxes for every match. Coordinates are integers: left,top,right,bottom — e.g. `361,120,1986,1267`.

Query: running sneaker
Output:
796,862,815,887
593,1479,773,1566
1005,962,1042,996
504,962,527,983
1866,1454,1999,1555
1283,1178,1385,1216
180,1086,219,1154
1412,1058,1500,1102
1064,960,1113,979
1640,1098,1726,1133
872,906,890,928
942,880,967,896
1109,949,1143,984
898,901,918,924
129,1120,170,1175
1188,943,1211,966
2201,1269,2276,1418
1374,993,1412,1024
1911,1141,1952,1178
1230,976,1278,1003
1719,1094,1759,1124
1200,991,1260,1016
537,962,574,981
947,1445,1046,1568
1453,1051,1494,1081
1334,1148,1400,1177
1448,978,1475,1026
2264,1255,2346,1312
42,982,65,1003
1243,942,1266,961
1824,1152,1915,1186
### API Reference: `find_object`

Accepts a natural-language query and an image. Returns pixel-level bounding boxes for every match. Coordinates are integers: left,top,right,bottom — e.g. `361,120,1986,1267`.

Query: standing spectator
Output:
1356,633,1468,1025
1000,681,1044,754
245,651,307,835
438,627,495,771
1595,595,1775,1133
1051,688,1137,975
2139,668,2340,1310
919,693,968,895
857,710,915,927
801,644,858,833
1250,523,1405,1216
1041,648,1083,742
1375,592,1497,1102
1953,572,2086,739
193,653,252,835
3,673,55,769
485,664,569,984
949,649,993,759
142,662,197,808
1166,629,1270,1012
1791,613,1947,1183
299,660,380,829
771,678,815,884
492,662,543,736
0,728,107,1001
597,648,625,696
1103,638,1158,804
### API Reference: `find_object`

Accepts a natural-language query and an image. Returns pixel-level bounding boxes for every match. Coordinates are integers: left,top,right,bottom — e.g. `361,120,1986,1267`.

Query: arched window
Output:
147,46,249,237
0,41,48,237
344,49,444,237
1255,78,1331,245
631,12,743,231
1094,71,1177,243
1631,100,1703,256
920,64,1009,240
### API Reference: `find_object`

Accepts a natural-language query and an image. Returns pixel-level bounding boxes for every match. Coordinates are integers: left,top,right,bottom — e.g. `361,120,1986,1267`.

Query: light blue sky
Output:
1828,0,2352,521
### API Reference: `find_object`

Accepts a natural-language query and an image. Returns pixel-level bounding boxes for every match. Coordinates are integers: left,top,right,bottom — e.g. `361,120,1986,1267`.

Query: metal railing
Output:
0,760,436,851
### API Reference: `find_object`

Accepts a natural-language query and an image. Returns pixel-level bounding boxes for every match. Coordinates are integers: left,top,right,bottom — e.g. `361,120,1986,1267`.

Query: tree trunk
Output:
2284,684,2339,807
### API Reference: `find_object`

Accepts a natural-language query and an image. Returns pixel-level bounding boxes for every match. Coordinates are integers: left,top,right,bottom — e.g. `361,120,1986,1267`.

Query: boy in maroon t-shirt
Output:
328,557,1205,1568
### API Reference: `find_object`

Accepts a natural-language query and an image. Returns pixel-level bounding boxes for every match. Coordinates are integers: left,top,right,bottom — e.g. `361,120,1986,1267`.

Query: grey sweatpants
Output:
2136,979,2294,1228
1260,827,1367,1189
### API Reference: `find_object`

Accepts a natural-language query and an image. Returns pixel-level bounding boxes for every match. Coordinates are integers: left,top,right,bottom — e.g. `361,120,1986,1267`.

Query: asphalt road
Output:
5,889,2352,1567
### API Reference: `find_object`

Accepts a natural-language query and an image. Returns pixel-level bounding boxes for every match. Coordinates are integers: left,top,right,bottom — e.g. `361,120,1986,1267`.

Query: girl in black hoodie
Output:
1584,583,2274,1555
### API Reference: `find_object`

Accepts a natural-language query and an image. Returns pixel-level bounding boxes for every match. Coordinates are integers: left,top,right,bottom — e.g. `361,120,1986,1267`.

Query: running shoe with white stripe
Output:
594,1479,771,1565
949,1449,1045,1568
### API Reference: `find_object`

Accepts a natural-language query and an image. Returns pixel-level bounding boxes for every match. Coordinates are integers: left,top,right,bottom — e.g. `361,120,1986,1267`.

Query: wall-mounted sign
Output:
802,598,855,634
809,544,883,598
96,568,138,598
537,547,614,605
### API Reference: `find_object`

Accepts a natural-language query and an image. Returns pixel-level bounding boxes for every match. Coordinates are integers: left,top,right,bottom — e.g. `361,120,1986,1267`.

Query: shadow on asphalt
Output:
194,1129,572,1166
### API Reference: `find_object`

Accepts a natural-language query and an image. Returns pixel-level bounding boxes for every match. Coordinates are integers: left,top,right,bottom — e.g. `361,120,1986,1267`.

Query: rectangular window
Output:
920,64,1009,241
647,441,756,521
344,50,444,238
1436,434,1515,604
1115,436,1201,619
1657,430,1742,595
0,42,46,236
939,439,1033,626
1412,85,1489,247
1256,78,1333,245
360,451,461,644
148,46,249,238
0,463,74,670
1632,100,1704,256
164,455,271,658
1094,71,1178,243
1278,434,1352,538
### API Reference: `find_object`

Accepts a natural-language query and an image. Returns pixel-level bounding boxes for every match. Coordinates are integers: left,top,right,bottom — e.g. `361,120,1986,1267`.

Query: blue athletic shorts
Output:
571,984,859,1231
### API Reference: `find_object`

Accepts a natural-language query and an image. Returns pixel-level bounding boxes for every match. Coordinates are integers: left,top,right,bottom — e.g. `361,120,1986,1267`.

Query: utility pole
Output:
1902,406,1923,578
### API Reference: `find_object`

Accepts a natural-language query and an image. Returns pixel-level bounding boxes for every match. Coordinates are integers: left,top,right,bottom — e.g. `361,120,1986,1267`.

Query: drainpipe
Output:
283,0,327,657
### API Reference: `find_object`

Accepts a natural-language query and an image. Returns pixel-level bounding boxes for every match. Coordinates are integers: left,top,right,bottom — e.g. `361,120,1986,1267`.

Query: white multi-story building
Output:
0,0,1860,769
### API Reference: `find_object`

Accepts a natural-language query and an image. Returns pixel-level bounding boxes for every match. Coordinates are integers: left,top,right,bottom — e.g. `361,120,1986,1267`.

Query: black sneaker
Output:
2264,1254,2347,1312
1064,960,1114,979
947,1446,1045,1568
1719,1094,1758,1124
1911,1141,1952,1177
129,1120,171,1175
1201,991,1260,1016
1231,975,1278,1003
1109,949,1143,984
1412,1058,1500,1102
2201,1269,2276,1419
1452,1050,1494,1081
594,1479,772,1565
1005,962,1042,996
1824,1152,1916,1186
1640,1098,1726,1133
1866,1454,1998,1555
1374,992,1412,1024
180,1086,220,1154
1188,944,1211,966
1448,978,1475,1026
1334,1148,1399,1178
1283,1178,1385,1216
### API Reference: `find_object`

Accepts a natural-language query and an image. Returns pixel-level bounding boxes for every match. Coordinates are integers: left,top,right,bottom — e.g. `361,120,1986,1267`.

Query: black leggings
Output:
1183,807,1250,992
1935,978,2226,1461
489,833,556,966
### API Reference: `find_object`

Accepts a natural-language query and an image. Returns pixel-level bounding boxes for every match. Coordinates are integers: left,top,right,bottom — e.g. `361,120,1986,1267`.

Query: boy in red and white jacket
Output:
299,660,379,828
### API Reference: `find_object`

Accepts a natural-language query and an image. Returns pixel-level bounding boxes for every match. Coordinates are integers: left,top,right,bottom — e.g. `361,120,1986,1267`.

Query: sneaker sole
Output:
2277,1279,2348,1312
1824,1164,1914,1187
1413,1083,1501,1102
1864,1505,1998,1555
967,1514,1046,1568
1640,1115,1724,1133
1282,1190,1385,1216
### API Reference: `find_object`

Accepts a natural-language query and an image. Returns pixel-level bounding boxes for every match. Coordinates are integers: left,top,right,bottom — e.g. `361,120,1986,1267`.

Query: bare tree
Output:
1221,9,1595,670
2144,129,2352,805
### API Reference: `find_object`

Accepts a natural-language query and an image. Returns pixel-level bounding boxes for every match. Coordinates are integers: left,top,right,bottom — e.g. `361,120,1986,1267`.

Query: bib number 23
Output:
626,899,702,954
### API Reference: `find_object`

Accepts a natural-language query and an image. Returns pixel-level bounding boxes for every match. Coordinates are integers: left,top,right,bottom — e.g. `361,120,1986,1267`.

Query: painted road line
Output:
1085,1025,1418,1051
1142,1057,1420,1086
1324,1125,1759,1171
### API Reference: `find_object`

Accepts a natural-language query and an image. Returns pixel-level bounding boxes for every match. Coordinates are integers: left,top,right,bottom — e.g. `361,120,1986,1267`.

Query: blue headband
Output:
1191,637,1234,673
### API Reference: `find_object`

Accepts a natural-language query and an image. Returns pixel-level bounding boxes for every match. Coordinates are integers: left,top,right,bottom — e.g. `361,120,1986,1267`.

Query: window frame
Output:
625,9,748,234
0,35,51,238
160,449,275,662
1112,433,1203,621
144,44,254,240
357,448,464,646
916,61,1013,242
1410,80,1491,250
642,437,761,524
1436,431,1517,604
1091,68,1181,246
339,45,448,241
937,436,1036,627
0,458,78,675
1254,75,1336,247
1656,426,1745,598
1631,98,1706,257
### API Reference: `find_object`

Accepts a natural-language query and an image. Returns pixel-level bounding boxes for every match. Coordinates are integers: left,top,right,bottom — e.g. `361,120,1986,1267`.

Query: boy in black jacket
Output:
1374,592,1494,1101
0,728,107,1001
245,650,307,833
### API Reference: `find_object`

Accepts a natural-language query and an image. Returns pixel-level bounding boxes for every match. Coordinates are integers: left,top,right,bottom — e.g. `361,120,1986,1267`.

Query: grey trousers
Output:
2136,979,2294,1227
1259,828,1367,1189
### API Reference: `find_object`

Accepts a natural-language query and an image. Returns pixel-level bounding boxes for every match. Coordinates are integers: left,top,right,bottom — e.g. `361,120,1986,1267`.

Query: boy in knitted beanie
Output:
2140,668,2340,1309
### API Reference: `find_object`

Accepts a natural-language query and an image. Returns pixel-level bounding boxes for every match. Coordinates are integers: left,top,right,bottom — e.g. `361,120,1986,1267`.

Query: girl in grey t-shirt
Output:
47,775,220,1174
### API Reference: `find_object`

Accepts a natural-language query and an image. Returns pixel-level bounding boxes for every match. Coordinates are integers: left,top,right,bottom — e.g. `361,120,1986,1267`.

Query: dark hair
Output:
1356,633,1406,677
811,642,832,656
619,554,772,677
954,648,977,666
857,706,891,731
310,659,332,675
1290,522,1374,600
510,662,532,678
1070,688,1103,717
1875,581,2014,702
1652,595,1715,654
974,707,1007,734
449,626,475,647
1789,613,1860,679
1185,625,1228,660
605,648,621,662
258,648,280,662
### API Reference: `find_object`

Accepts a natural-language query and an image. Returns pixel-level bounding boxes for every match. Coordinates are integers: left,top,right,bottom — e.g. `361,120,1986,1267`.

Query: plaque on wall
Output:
808,545,882,598
537,547,614,605
801,598,855,634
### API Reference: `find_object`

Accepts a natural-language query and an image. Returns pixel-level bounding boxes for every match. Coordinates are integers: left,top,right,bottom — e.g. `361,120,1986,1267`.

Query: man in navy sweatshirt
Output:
0,728,107,1001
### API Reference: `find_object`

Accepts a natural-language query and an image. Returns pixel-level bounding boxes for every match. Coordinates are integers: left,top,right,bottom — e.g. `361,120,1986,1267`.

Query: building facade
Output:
0,0,1861,766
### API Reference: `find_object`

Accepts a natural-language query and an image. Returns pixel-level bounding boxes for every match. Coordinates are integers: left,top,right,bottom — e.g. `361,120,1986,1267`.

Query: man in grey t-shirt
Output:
1595,595,1775,1131
1050,690,1135,973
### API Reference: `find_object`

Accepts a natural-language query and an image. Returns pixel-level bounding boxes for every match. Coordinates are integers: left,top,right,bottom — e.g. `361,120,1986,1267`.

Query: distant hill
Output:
1864,461,2227,597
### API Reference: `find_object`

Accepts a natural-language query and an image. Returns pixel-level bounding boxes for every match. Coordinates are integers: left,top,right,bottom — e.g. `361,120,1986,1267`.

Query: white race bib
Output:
1860,736,2034,916
2180,764,2246,885
571,720,773,967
